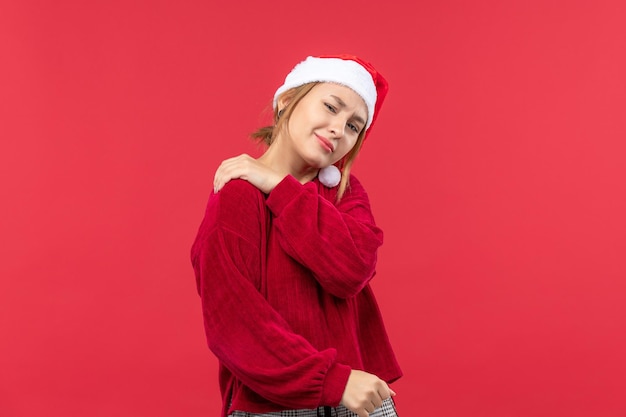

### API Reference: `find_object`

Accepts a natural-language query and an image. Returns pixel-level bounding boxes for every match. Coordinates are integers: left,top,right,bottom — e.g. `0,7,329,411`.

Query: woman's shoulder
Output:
191,180,265,265
344,173,370,198
219,178,264,199
207,179,266,224
347,173,364,188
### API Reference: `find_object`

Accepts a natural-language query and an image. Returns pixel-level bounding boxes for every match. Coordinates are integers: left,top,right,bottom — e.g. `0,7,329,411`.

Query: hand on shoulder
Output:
214,154,283,195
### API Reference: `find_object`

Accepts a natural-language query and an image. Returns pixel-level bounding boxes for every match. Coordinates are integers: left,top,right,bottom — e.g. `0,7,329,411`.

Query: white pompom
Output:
318,165,341,188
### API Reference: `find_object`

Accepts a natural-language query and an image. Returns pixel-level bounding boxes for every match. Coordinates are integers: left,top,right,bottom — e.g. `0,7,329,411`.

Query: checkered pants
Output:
229,398,398,417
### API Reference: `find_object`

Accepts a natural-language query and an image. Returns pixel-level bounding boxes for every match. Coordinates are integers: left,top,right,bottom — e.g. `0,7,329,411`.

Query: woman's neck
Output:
258,138,319,184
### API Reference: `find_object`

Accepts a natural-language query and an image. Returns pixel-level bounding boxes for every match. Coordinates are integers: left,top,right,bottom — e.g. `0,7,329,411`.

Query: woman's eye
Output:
324,103,336,113
347,123,360,134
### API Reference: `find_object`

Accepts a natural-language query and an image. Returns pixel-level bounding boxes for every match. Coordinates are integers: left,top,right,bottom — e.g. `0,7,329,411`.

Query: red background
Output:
1,1,625,416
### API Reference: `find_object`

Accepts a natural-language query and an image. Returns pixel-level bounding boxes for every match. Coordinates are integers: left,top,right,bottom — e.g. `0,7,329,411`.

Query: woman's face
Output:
281,82,368,169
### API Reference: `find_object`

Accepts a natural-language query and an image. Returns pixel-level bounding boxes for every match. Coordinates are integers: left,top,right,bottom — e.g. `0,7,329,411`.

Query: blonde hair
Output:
251,82,367,201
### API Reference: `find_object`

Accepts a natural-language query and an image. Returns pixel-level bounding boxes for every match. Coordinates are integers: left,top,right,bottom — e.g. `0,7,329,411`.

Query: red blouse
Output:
191,174,402,417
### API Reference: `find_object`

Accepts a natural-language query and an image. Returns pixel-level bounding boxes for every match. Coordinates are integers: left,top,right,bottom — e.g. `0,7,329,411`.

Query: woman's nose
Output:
329,119,345,138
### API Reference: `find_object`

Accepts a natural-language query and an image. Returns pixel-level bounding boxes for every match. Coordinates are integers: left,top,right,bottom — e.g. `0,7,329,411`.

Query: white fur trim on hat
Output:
273,56,377,129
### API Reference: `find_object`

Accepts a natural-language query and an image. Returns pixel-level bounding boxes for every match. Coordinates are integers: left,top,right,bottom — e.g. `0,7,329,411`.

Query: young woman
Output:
191,55,402,417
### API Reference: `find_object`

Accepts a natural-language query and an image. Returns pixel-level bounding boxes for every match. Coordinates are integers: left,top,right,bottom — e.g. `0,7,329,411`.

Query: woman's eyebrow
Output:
330,95,347,107
330,95,366,126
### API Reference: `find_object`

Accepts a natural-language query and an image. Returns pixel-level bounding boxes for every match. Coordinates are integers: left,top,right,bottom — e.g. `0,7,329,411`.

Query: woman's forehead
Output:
315,83,367,113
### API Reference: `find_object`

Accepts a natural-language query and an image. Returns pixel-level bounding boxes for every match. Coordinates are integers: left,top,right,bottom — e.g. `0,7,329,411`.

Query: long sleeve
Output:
191,180,351,410
265,175,384,299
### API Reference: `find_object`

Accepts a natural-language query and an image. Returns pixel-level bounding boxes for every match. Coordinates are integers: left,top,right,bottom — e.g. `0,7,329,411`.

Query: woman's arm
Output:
211,154,384,299
266,174,383,299
191,180,351,408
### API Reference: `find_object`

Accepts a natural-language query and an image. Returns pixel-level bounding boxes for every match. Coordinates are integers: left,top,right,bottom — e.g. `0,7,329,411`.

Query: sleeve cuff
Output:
266,175,308,216
319,362,352,407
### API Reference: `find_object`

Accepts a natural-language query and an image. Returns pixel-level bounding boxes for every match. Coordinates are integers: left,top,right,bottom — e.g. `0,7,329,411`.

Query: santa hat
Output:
273,54,388,133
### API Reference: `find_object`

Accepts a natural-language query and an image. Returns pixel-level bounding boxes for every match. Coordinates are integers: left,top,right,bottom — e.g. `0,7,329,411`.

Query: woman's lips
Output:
315,134,334,152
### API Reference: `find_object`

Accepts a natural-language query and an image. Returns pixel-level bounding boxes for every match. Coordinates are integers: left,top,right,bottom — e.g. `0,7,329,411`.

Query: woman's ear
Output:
276,94,292,111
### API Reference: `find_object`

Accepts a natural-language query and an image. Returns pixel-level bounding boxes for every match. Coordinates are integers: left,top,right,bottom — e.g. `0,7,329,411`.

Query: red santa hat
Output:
273,54,388,133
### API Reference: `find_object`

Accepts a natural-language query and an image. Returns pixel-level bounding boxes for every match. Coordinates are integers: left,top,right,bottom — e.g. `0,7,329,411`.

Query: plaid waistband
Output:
229,397,398,417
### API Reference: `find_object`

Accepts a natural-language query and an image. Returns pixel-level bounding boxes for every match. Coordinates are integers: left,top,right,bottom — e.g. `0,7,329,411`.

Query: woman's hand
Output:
341,370,396,417
213,154,283,194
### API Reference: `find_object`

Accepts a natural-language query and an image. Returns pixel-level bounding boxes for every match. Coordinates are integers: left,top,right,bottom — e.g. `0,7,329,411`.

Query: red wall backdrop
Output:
1,1,625,416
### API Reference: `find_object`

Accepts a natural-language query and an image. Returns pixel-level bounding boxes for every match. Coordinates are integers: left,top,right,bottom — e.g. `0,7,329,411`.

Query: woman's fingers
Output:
341,370,395,417
213,154,252,192
213,154,282,194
